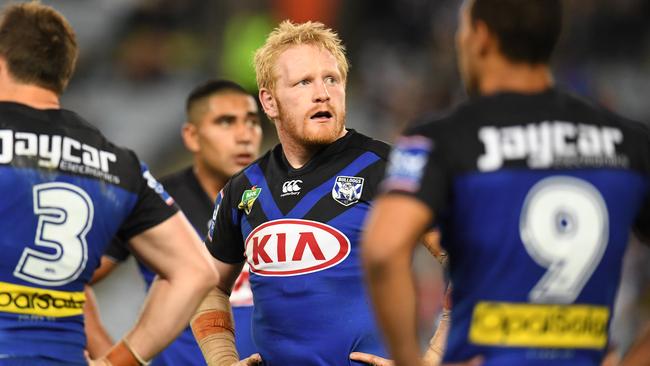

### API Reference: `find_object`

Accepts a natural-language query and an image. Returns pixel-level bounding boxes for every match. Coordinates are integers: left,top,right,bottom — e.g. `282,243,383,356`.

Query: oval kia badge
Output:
244,218,351,276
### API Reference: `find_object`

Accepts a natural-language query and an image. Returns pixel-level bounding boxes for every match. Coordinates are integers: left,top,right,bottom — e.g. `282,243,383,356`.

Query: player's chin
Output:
230,163,250,175
220,162,245,177
232,154,255,168
304,124,343,144
303,132,339,146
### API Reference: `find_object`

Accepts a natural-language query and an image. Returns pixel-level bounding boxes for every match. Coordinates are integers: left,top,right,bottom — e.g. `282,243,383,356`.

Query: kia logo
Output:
244,219,350,276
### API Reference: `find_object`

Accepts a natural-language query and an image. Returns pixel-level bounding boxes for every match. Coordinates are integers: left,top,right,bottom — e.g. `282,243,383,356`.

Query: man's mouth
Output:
234,153,254,165
310,111,332,121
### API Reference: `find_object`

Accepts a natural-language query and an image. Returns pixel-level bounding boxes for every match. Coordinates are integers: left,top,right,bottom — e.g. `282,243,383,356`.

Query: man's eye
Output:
246,118,261,127
216,118,233,125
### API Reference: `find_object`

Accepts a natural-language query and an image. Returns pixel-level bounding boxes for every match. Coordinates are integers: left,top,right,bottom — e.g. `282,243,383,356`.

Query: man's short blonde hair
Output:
254,20,348,92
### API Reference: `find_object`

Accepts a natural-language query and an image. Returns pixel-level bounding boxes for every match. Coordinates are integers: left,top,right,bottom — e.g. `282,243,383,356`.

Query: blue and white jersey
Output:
382,89,650,366
0,102,177,365
206,130,390,365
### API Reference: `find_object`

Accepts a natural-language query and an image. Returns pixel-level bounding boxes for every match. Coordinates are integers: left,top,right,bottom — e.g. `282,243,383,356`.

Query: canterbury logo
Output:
281,180,302,196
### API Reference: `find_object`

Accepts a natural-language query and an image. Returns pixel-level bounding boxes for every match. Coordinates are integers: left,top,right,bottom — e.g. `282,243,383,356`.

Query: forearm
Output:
422,250,451,366
422,310,450,366
122,273,213,362
89,212,219,365
365,253,422,366
191,287,239,366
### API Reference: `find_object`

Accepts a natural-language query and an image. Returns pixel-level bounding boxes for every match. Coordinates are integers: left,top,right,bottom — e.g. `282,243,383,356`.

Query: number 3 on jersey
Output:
520,176,609,304
14,182,94,286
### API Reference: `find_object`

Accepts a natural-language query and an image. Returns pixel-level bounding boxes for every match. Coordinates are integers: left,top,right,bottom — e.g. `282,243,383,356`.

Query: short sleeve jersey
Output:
382,89,650,366
0,102,177,364
205,130,390,365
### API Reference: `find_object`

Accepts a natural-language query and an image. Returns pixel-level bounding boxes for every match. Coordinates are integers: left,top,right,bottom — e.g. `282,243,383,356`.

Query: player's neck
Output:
193,164,226,202
281,141,319,169
0,81,60,109
479,58,553,96
279,128,347,169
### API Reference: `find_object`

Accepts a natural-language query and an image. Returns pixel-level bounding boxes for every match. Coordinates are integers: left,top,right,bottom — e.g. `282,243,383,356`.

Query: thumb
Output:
246,353,262,365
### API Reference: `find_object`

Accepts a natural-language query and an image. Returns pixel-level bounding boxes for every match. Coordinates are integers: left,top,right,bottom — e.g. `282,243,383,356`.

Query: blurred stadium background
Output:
4,0,649,356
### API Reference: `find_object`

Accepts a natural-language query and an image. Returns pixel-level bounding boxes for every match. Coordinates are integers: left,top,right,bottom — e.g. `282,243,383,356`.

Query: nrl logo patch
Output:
332,176,364,206
238,186,261,215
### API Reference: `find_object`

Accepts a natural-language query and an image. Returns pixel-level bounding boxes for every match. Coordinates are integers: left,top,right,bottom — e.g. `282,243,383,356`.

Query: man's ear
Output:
259,88,278,120
0,56,10,82
474,20,496,58
181,122,200,153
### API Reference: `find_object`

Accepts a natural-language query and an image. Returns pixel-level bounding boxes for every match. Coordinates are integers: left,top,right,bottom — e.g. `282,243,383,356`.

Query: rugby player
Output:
189,20,445,366
362,0,650,365
0,2,218,365
85,80,262,364
192,19,451,366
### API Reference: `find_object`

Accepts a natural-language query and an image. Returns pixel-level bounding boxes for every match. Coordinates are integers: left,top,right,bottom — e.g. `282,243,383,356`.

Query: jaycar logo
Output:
245,219,350,276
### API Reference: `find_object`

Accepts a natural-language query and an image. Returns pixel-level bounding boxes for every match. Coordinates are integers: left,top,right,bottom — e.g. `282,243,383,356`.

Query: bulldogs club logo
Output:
331,176,364,206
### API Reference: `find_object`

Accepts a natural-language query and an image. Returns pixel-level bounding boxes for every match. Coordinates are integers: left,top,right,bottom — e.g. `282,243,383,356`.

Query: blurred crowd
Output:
8,0,643,167
7,0,649,355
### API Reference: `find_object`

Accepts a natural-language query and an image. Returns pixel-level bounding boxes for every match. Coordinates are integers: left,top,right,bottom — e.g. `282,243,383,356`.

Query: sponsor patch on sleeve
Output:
140,162,174,205
381,135,432,193
238,186,261,215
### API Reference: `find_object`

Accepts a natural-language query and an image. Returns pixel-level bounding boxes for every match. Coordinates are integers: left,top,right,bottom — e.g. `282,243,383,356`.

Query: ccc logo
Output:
282,180,303,194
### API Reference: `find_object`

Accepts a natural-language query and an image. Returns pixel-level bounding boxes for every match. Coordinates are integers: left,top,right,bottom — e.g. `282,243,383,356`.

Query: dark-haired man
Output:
0,3,218,365
86,79,263,365
362,0,650,365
